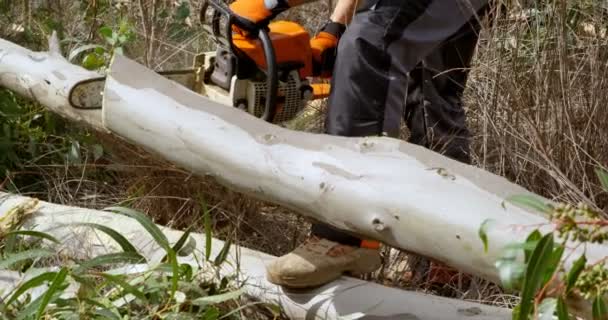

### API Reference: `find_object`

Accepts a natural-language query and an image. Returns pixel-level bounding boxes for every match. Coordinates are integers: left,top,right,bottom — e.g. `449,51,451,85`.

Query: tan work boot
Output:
266,236,382,288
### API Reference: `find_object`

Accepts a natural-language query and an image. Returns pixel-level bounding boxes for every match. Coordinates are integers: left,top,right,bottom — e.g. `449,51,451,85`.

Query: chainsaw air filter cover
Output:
248,70,309,123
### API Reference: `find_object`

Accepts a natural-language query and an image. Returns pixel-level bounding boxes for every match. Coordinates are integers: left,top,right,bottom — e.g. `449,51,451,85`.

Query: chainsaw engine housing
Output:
205,21,314,123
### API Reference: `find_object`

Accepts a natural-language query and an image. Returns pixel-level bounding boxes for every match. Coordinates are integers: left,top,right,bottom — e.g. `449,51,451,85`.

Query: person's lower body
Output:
266,0,489,288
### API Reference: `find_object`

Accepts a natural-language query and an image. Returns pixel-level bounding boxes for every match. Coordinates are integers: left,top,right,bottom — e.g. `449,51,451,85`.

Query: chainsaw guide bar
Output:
68,69,198,110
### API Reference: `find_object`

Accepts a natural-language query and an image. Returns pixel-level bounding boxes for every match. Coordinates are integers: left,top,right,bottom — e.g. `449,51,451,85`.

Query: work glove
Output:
229,0,290,34
310,21,346,78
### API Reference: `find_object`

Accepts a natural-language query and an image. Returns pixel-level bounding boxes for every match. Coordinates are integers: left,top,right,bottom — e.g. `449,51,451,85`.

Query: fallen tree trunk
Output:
0,33,103,130
103,51,608,282
0,192,511,320
1,34,606,317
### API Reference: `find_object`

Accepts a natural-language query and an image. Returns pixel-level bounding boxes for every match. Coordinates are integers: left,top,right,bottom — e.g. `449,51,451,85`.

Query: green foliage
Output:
481,168,608,319
163,1,197,42
0,89,103,191
556,297,569,320
0,206,259,319
0,90,54,175
35,267,68,320
596,168,608,193
593,296,608,320
565,255,586,294
0,248,55,270
506,195,552,215
69,21,136,71
479,218,493,253
202,197,213,261
517,233,559,319
70,223,138,253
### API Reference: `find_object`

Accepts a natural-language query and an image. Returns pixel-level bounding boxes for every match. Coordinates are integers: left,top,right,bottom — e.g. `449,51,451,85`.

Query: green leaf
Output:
68,44,105,62
538,298,557,320
566,254,586,293
5,271,57,306
265,303,282,318
596,168,608,193
99,273,147,301
0,90,22,117
117,34,128,44
82,52,105,70
191,288,244,307
502,241,538,259
168,248,179,302
479,219,494,253
176,260,192,276
163,226,194,260
507,194,552,214
16,290,61,320
178,235,196,257
75,252,145,273
166,314,198,320
99,26,113,39
92,144,104,161
0,248,55,269
4,230,60,244
118,21,132,36
525,230,542,262
557,297,569,320
517,233,556,320
495,259,525,290
214,238,232,267
104,206,170,251
593,296,608,320
495,239,537,291
66,140,81,164
202,197,212,261
202,306,220,320
107,34,118,46
35,267,68,319
93,308,122,320
511,304,521,320
71,222,138,253
542,245,565,285
175,2,190,21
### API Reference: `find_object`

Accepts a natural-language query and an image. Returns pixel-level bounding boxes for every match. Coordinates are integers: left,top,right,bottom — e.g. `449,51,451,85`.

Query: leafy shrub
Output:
480,168,608,319
0,89,103,192
0,203,275,320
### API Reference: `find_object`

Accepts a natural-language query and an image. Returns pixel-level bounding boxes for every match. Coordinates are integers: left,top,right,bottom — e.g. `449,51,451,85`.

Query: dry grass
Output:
466,0,608,212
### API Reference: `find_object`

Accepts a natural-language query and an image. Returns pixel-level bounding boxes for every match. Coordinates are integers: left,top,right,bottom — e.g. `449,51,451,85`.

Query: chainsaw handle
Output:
257,28,278,122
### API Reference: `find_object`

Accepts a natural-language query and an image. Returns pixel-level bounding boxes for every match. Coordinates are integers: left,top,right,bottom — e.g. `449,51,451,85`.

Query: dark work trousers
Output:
310,0,489,246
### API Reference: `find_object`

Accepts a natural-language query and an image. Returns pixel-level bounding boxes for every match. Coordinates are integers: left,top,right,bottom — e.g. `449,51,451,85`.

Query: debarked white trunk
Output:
0,33,103,129
102,54,606,285
0,193,512,320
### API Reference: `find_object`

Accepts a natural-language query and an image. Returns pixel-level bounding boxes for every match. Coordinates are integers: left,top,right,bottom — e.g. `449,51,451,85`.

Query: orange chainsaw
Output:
69,0,331,124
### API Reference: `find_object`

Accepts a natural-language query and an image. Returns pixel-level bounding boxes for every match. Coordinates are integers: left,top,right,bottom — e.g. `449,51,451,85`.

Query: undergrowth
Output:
0,200,282,320
479,167,608,319
0,89,103,196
